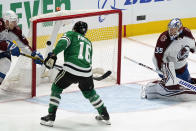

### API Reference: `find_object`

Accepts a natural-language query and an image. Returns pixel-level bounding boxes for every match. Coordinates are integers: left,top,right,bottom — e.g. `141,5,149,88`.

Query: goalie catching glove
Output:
44,52,57,69
31,50,44,65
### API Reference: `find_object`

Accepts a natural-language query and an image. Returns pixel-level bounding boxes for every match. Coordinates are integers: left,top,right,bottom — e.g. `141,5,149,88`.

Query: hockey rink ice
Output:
1,30,196,131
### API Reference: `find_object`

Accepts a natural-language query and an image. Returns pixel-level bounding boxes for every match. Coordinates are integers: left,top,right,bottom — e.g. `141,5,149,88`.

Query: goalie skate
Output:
95,115,111,125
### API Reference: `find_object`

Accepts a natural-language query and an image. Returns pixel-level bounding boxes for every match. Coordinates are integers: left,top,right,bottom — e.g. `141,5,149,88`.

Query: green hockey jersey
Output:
53,31,92,77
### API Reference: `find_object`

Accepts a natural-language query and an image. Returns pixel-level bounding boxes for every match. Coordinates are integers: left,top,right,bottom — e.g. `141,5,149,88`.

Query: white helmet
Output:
168,18,183,40
3,10,18,23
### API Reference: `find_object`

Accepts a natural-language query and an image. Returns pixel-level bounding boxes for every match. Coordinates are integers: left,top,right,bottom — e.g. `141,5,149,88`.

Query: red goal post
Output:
31,9,122,97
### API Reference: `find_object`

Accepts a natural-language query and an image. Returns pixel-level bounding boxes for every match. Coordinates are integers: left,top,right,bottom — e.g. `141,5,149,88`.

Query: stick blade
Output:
93,71,112,81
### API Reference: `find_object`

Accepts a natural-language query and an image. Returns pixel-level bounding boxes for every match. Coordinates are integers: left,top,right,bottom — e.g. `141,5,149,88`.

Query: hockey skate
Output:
95,107,111,125
40,113,56,127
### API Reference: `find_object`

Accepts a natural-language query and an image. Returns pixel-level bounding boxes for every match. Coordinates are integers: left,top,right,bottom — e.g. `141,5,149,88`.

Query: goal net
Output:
1,9,122,97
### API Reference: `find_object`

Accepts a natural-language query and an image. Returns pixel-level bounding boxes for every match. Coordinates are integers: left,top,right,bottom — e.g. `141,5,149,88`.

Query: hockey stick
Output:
124,56,196,92
93,71,112,81
20,52,44,62
20,53,112,81
54,65,112,81
20,53,62,69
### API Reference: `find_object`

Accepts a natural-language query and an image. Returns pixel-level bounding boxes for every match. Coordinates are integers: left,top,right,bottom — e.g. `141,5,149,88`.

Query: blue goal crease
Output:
26,84,181,113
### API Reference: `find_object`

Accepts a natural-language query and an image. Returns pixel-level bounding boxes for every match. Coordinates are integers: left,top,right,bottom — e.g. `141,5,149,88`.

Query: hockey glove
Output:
31,50,44,65
7,40,20,57
44,52,57,69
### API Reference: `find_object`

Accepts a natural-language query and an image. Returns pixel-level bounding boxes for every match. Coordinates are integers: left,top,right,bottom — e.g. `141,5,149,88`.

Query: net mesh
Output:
1,9,121,97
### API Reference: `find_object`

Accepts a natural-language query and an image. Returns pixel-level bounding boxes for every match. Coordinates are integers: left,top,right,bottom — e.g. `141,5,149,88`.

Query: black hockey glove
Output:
44,52,57,69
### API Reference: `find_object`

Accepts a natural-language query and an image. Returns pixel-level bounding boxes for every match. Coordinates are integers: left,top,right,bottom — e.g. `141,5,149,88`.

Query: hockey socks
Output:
82,89,110,121
48,83,63,114
41,84,62,127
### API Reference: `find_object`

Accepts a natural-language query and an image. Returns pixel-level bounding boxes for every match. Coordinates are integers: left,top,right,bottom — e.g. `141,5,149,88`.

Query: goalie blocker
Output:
141,62,196,101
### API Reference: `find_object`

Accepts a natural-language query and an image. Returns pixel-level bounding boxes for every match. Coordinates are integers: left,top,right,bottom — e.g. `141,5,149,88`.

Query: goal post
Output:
31,9,122,97
32,10,122,97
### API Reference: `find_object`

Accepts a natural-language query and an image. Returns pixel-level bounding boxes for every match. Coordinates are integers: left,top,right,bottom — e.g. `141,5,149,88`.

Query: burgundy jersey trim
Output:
0,41,8,51
154,31,171,70
0,18,6,32
10,26,30,47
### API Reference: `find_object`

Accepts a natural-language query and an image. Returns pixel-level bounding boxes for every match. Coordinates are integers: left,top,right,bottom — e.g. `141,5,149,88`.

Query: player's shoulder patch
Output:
159,31,169,42
160,34,167,42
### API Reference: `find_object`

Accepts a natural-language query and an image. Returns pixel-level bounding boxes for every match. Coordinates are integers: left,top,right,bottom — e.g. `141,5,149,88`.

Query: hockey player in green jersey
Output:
40,21,110,127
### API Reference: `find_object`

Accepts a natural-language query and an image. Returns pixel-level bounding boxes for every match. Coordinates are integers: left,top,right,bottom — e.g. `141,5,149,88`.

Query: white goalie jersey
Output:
142,27,196,101
153,27,196,74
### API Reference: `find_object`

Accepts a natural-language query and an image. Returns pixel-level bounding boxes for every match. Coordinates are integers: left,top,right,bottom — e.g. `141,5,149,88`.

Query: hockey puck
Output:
46,41,51,46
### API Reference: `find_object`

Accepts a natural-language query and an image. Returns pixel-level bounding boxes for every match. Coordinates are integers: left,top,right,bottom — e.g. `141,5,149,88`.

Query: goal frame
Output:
31,9,122,97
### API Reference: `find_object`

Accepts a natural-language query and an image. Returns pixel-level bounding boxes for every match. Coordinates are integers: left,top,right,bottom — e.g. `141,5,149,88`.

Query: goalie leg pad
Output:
162,62,178,86
142,81,193,100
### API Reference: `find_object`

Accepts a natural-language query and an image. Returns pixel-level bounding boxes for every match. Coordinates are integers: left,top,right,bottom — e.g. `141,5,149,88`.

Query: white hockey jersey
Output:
0,18,32,54
153,27,196,74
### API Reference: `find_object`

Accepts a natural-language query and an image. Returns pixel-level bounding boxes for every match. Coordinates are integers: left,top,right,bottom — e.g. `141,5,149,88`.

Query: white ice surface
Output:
1,30,196,131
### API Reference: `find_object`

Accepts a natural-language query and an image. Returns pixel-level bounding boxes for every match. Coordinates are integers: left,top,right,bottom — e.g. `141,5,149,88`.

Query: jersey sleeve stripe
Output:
64,62,92,70
60,36,71,48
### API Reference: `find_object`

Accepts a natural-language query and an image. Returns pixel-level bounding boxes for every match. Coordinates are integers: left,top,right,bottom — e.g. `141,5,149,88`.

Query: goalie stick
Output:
124,56,196,92
20,53,112,81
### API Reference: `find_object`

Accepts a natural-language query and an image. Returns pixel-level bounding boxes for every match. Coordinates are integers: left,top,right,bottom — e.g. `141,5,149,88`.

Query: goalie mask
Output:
168,18,183,40
73,21,88,35
3,10,18,30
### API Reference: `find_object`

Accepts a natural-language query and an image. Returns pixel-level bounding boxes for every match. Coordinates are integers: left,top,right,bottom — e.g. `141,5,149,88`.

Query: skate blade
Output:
40,120,54,127
103,120,111,125
95,116,111,125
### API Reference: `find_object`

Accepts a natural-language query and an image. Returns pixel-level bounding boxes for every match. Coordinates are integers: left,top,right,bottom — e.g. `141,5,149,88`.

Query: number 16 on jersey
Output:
78,41,92,63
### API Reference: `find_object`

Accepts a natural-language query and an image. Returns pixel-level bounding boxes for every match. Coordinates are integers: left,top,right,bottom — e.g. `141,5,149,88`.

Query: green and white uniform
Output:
47,31,109,121
53,31,92,77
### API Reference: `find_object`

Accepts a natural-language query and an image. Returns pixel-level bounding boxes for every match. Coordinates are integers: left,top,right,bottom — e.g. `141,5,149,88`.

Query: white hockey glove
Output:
161,62,178,86
44,52,57,69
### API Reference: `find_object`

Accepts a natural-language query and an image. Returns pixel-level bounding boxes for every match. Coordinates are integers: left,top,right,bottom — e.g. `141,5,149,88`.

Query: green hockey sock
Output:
82,89,105,114
48,83,63,114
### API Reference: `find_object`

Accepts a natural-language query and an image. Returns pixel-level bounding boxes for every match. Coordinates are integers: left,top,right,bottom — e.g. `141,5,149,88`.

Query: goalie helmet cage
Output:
31,9,122,97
